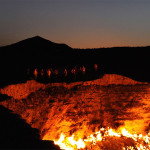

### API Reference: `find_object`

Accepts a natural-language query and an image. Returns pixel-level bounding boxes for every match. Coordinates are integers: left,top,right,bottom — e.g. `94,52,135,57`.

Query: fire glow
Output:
1,75,150,150
52,127,150,150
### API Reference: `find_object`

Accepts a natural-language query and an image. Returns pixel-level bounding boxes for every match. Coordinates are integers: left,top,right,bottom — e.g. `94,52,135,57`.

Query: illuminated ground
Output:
1,74,150,149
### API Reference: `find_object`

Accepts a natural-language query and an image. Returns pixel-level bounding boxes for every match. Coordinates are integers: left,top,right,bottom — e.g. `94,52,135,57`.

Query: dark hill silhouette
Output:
0,105,60,149
0,36,150,87
6,36,71,51
0,36,72,65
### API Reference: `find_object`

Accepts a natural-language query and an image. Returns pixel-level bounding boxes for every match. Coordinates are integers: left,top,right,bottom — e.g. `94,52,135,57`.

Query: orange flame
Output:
53,127,150,150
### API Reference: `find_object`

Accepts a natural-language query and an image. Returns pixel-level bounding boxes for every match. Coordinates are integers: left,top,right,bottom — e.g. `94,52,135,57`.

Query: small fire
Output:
53,127,150,150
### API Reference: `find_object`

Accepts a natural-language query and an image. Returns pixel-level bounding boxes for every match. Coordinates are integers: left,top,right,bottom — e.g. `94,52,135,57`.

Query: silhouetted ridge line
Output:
0,36,150,86
1,35,71,49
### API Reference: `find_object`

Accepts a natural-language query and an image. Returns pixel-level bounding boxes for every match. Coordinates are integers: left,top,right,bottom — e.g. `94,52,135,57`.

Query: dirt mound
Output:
83,74,147,86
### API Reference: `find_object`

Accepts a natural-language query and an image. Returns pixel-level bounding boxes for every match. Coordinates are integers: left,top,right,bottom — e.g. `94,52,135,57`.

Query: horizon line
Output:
0,36,150,49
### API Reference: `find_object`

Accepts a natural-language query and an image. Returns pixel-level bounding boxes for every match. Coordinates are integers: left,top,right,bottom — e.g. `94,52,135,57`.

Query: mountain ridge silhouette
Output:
1,35,71,49
0,36,150,86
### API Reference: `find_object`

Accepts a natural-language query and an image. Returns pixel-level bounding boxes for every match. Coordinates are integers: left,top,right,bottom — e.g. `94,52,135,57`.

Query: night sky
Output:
0,0,150,48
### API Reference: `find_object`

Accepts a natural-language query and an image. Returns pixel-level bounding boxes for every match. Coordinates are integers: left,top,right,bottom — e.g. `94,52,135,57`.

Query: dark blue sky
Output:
0,0,150,48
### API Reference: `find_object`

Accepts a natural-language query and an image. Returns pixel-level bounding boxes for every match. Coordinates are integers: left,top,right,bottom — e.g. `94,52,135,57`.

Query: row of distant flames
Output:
32,64,98,78
52,127,150,150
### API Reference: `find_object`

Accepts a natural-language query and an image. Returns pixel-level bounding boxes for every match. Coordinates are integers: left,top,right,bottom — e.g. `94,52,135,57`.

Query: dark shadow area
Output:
0,105,60,150
0,93,11,102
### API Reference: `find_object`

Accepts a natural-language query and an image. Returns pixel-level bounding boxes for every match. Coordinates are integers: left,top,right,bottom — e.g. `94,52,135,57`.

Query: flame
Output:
53,127,150,150
54,133,85,150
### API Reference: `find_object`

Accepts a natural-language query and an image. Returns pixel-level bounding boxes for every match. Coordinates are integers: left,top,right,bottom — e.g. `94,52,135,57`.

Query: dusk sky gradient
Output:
0,0,150,48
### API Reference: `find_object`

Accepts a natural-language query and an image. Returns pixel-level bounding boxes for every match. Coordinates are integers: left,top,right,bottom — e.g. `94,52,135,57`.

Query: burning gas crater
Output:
44,127,150,150
1,75,150,150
